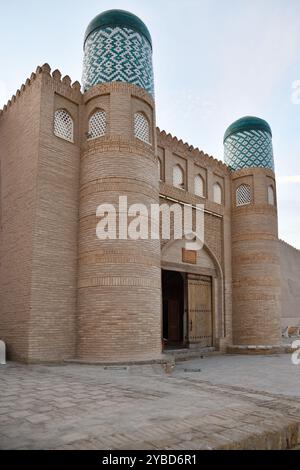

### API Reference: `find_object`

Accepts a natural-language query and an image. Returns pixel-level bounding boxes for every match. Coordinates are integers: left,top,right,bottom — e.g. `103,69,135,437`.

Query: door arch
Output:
161,238,225,348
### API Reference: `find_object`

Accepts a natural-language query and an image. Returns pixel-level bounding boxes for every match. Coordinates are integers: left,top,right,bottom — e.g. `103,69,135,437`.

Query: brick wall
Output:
0,72,42,361
231,168,282,346
27,67,81,362
77,83,162,361
279,240,300,328
0,65,81,362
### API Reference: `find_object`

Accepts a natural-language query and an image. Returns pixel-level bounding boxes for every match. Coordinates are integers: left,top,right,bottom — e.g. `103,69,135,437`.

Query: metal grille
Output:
134,112,150,143
194,175,204,197
268,185,275,205
236,184,251,206
173,165,184,189
54,109,73,142
88,110,106,139
213,183,222,204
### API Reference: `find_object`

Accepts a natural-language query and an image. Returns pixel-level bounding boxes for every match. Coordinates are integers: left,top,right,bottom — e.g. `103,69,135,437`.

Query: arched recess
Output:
213,182,222,204
158,157,163,181
268,185,275,206
172,164,185,190
161,237,224,349
194,174,205,197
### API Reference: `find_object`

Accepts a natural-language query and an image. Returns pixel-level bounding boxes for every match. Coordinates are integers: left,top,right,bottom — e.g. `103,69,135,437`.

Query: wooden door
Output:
168,299,181,342
188,275,213,348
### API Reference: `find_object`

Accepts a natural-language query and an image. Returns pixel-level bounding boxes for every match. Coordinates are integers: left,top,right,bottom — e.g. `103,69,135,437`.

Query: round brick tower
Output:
224,116,282,349
78,10,162,361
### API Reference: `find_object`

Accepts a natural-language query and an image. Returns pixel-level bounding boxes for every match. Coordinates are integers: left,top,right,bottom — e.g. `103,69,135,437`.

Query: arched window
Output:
134,112,150,143
173,165,184,189
88,110,106,139
194,174,205,197
236,184,251,206
268,185,275,206
54,109,74,142
213,183,222,204
158,158,163,181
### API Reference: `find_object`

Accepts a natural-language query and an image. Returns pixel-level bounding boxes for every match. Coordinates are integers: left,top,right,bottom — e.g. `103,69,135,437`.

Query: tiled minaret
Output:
224,116,282,349
82,9,154,96
77,10,162,361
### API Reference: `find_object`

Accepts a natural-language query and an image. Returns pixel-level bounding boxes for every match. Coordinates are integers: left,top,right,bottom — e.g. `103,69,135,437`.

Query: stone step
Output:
227,344,294,355
164,346,217,362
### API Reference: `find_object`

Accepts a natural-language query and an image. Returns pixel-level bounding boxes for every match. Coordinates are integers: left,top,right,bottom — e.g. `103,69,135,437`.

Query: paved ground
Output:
1,354,300,450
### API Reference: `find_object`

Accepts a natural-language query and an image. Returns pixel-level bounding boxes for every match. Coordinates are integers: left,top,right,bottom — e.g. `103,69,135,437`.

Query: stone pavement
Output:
0,354,300,450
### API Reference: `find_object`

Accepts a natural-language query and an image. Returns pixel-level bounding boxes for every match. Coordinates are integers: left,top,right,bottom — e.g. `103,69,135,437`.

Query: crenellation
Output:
62,75,72,86
0,67,41,115
279,239,300,252
41,62,51,74
52,69,62,81
72,81,81,91
157,127,229,173
0,63,82,117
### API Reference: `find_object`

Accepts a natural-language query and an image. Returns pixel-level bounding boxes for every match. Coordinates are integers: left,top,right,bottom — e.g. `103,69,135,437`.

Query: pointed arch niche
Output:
161,238,224,350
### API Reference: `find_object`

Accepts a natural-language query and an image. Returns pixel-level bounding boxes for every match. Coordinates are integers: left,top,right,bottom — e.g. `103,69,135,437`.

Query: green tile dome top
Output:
224,116,272,143
224,115,274,172
82,9,154,95
84,9,152,48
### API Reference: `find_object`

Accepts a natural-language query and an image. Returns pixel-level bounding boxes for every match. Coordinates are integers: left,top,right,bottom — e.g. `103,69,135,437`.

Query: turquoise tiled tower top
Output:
82,9,154,96
224,116,275,172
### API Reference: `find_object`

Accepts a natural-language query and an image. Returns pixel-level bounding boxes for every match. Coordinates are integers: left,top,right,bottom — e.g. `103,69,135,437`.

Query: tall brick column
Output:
224,116,282,348
77,10,162,361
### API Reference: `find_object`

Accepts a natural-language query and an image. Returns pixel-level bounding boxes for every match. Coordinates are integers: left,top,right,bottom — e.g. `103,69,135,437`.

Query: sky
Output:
0,0,299,247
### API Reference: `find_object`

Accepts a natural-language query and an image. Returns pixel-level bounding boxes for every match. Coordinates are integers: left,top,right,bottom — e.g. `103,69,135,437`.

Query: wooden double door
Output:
187,274,213,348
162,270,213,349
162,270,184,346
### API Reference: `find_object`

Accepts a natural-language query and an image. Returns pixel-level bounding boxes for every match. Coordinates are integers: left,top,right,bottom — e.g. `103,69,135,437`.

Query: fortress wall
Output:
28,66,81,362
0,70,42,361
279,240,300,328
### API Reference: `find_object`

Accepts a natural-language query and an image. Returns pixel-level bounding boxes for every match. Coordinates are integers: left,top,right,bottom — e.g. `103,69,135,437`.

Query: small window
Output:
88,110,106,139
158,158,163,181
173,165,184,190
213,183,222,204
54,109,73,142
134,112,150,143
268,185,275,205
194,175,205,197
236,184,251,206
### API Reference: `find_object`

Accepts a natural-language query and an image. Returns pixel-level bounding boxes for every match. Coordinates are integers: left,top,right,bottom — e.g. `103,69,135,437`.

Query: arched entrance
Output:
161,238,225,351
162,270,185,348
